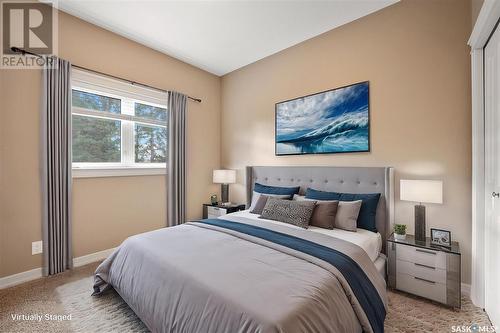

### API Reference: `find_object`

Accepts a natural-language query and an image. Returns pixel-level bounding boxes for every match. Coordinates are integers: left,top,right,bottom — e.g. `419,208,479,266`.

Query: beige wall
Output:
1,0,474,284
221,0,473,283
471,0,484,28
0,69,44,277
0,11,221,277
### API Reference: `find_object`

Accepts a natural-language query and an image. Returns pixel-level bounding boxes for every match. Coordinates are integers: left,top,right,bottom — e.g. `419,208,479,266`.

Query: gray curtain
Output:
167,91,187,227
42,57,73,276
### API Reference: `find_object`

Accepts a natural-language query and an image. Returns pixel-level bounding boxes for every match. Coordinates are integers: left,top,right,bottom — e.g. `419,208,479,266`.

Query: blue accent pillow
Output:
305,188,342,201
254,183,300,197
305,188,381,232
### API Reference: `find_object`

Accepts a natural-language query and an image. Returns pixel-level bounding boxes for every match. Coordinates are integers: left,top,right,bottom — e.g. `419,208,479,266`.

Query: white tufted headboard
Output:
245,166,395,253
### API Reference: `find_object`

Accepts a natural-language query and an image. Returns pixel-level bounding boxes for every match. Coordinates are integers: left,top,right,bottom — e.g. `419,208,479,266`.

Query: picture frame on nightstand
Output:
430,228,452,248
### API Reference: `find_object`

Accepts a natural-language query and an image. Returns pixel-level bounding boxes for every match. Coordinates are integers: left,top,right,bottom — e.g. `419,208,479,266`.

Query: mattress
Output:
224,210,383,262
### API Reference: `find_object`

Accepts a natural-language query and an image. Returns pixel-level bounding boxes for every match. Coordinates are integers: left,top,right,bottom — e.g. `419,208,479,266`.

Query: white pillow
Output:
249,191,291,211
294,194,336,203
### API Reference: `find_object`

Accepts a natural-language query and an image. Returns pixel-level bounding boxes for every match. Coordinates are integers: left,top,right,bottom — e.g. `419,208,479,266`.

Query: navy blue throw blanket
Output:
197,218,386,333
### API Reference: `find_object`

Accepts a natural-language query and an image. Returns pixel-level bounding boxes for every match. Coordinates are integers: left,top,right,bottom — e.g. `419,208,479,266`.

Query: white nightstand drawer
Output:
396,259,447,284
396,243,446,269
396,273,446,303
207,206,227,218
387,236,461,308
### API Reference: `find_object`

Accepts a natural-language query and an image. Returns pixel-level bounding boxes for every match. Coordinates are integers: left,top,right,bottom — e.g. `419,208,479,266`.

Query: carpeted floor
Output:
0,262,493,333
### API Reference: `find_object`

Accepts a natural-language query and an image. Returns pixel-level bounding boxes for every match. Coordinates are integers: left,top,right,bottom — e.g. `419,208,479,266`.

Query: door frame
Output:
469,0,500,308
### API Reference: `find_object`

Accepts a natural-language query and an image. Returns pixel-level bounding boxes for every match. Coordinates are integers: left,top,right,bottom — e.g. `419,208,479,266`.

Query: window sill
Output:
72,167,166,178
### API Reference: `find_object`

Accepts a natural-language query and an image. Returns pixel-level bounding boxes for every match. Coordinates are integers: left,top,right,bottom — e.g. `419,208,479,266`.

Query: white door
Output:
484,22,500,328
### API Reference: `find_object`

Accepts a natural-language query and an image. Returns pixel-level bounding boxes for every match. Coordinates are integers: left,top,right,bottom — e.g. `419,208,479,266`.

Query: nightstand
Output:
202,203,246,219
387,234,461,308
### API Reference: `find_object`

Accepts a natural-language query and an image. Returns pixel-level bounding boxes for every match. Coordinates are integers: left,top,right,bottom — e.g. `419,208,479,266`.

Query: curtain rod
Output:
10,47,202,103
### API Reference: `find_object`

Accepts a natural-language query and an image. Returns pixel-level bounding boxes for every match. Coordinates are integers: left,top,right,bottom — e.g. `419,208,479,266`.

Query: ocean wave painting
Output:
275,81,369,155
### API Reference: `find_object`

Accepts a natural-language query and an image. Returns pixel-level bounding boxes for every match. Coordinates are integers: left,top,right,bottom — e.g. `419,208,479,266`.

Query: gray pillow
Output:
260,197,316,229
310,201,339,229
249,191,290,211
250,195,269,215
293,195,338,229
334,200,362,232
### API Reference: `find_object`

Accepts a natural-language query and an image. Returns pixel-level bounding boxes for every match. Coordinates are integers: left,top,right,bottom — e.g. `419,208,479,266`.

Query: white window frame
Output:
71,69,168,178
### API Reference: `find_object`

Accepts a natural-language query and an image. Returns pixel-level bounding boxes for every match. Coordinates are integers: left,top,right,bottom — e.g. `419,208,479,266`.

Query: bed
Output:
93,166,394,333
228,209,386,276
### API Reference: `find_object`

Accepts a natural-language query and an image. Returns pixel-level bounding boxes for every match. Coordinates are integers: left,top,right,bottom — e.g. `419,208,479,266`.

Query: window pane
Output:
72,90,121,114
135,124,167,163
135,102,167,121
72,115,121,162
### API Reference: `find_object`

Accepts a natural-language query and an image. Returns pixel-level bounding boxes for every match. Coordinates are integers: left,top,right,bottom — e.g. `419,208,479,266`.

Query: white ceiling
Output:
58,1,398,76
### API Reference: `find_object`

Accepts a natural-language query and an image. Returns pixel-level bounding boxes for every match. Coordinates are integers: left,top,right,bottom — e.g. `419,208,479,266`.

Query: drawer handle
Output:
414,263,435,270
414,276,436,284
415,249,436,255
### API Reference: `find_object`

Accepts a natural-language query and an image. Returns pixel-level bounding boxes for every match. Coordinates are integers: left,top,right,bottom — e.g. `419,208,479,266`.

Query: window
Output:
71,69,167,177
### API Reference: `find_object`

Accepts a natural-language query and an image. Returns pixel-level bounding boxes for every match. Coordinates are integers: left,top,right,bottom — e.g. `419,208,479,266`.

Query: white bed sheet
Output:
221,210,382,262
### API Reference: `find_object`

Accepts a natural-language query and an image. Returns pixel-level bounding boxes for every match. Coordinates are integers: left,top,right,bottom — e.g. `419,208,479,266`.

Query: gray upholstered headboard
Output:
245,166,394,253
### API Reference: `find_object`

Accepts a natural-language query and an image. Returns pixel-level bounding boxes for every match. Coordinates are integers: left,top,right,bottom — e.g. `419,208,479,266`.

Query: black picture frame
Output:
430,228,452,248
274,81,371,156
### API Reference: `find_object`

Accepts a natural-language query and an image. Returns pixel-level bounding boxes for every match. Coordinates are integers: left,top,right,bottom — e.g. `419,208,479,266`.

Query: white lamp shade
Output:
400,180,443,204
213,169,236,184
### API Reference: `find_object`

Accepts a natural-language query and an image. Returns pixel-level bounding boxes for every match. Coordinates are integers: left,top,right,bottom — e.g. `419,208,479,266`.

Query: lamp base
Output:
414,204,426,242
221,184,229,204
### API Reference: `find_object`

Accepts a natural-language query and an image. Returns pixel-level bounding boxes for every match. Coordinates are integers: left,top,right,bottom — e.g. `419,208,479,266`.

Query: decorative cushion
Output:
293,194,306,200
305,188,381,232
335,200,362,232
249,191,291,211
304,188,341,201
293,195,338,229
250,195,270,215
254,183,300,196
260,197,316,229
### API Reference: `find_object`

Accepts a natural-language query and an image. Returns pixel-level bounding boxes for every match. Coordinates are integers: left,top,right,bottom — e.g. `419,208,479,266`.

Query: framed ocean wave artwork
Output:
275,81,370,155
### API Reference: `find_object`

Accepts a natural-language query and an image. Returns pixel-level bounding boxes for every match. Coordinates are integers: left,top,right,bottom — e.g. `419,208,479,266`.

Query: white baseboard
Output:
0,247,116,290
462,283,471,297
72,247,116,268
0,267,43,290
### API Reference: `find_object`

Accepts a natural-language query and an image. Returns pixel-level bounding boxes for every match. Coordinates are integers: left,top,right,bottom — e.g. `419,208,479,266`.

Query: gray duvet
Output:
93,215,387,333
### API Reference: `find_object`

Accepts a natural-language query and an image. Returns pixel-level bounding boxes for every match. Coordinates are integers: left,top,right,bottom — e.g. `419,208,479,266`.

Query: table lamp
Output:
400,179,443,242
213,169,236,205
